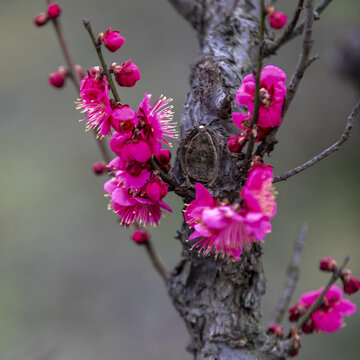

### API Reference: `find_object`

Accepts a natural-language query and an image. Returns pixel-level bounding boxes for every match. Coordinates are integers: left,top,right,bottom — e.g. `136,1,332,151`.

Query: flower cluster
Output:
104,93,176,226
289,285,356,333
184,164,276,261
34,3,62,27
229,65,286,153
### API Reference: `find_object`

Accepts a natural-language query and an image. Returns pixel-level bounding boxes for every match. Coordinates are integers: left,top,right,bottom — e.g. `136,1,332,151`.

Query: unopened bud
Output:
132,229,150,245
319,257,338,272
155,149,171,167
48,71,65,88
267,324,284,338
301,318,315,334
102,28,125,52
342,273,360,295
269,11,287,30
114,60,141,87
228,134,247,153
75,65,85,79
47,3,62,19
34,13,49,27
92,162,107,175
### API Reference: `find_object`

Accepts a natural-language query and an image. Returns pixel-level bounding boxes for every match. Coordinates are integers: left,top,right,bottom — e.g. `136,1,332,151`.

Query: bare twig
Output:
145,242,170,283
295,256,350,332
48,10,112,163
265,0,333,56
265,0,305,56
243,0,266,173
274,100,360,183
282,0,314,118
270,224,308,325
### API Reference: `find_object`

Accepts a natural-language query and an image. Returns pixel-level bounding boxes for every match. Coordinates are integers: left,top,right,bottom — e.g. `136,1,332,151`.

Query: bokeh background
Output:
1,0,359,359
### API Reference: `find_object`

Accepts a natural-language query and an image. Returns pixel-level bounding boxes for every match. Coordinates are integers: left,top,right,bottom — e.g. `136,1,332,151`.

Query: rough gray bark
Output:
168,1,290,359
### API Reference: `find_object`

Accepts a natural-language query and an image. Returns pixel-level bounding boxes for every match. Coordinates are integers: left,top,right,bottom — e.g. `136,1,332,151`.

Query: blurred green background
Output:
0,0,359,359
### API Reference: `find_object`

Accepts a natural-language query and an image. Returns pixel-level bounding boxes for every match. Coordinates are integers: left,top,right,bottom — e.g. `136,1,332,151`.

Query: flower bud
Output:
289,301,306,322
155,149,171,166
48,71,65,88
342,273,360,295
92,162,107,175
132,229,150,245
267,324,284,338
47,3,62,19
75,65,85,79
228,134,247,153
269,11,287,30
319,257,338,272
301,318,315,334
114,60,141,87
102,28,125,52
34,13,49,27
145,178,168,202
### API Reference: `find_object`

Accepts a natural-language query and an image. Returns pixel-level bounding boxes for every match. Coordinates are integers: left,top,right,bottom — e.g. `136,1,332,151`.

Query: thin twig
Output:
83,19,121,103
265,0,333,56
48,10,112,163
274,100,360,183
282,0,314,118
295,256,350,332
243,0,266,173
145,242,170,283
270,223,308,325
265,0,305,56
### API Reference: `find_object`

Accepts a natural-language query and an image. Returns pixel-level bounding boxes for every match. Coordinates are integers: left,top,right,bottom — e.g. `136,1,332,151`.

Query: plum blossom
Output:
289,285,356,333
101,28,125,52
233,65,286,128
184,182,273,261
113,60,141,87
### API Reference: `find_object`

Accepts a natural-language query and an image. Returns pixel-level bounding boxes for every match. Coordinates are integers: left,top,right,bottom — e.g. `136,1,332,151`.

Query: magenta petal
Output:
261,65,287,85
202,208,228,229
158,200,172,212
301,288,323,306
118,168,150,190
336,299,357,316
112,187,136,206
313,309,343,333
104,179,118,194
129,141,152,163
232,112,251,130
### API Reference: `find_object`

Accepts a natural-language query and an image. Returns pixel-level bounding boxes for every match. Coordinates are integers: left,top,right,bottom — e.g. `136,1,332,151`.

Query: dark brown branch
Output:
282,0,314,118
274,99,360,183
265,0,305,56
270,223,308,325
145,242,170,283
48,11,112,163
265,0,333,56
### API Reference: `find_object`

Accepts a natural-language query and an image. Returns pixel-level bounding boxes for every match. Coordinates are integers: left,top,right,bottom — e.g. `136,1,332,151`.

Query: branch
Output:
270,224,308,325
145,241,170,283
274,99,360,183
295,255,349,332
265,0,333,56
265,0,305,56
282,0,314,118
48,11,112,163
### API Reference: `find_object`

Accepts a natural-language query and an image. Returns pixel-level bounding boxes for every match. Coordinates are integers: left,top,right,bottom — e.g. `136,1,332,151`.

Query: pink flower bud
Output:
48,71,65,88
102,28,125,52
155,149,172,166
319,257,338,272
145,179,168,202
288,302,306,322
75,65,85,79
301,318,315,334
34,13,49,27
267,324,284,338
269,11,287,30
228,134,247,153
132,229,150,245
47,3,62,19
92,162,107,175
110,106,138,133
114,60,141,87
342,273,360,295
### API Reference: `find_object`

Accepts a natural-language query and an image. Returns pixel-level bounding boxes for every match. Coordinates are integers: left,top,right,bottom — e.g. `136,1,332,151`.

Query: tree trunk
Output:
168,1,288,358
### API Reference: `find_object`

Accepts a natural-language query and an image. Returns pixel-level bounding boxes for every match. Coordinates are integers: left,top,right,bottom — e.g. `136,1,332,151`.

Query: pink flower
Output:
110,106,138,134
184,183,271,261
104,178,171,226
102,28,125,52
290,285,356,333
241,164,276,219
269,11,287,30
235,65,286,128
137,94,177,149
114,60,141,87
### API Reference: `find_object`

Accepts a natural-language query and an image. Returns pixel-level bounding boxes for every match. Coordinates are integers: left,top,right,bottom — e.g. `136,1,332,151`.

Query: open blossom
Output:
104,176,171,226
289,285,356,333
137,93,177,149
241,164,276,219
234,65,286,128
184,183,272,261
